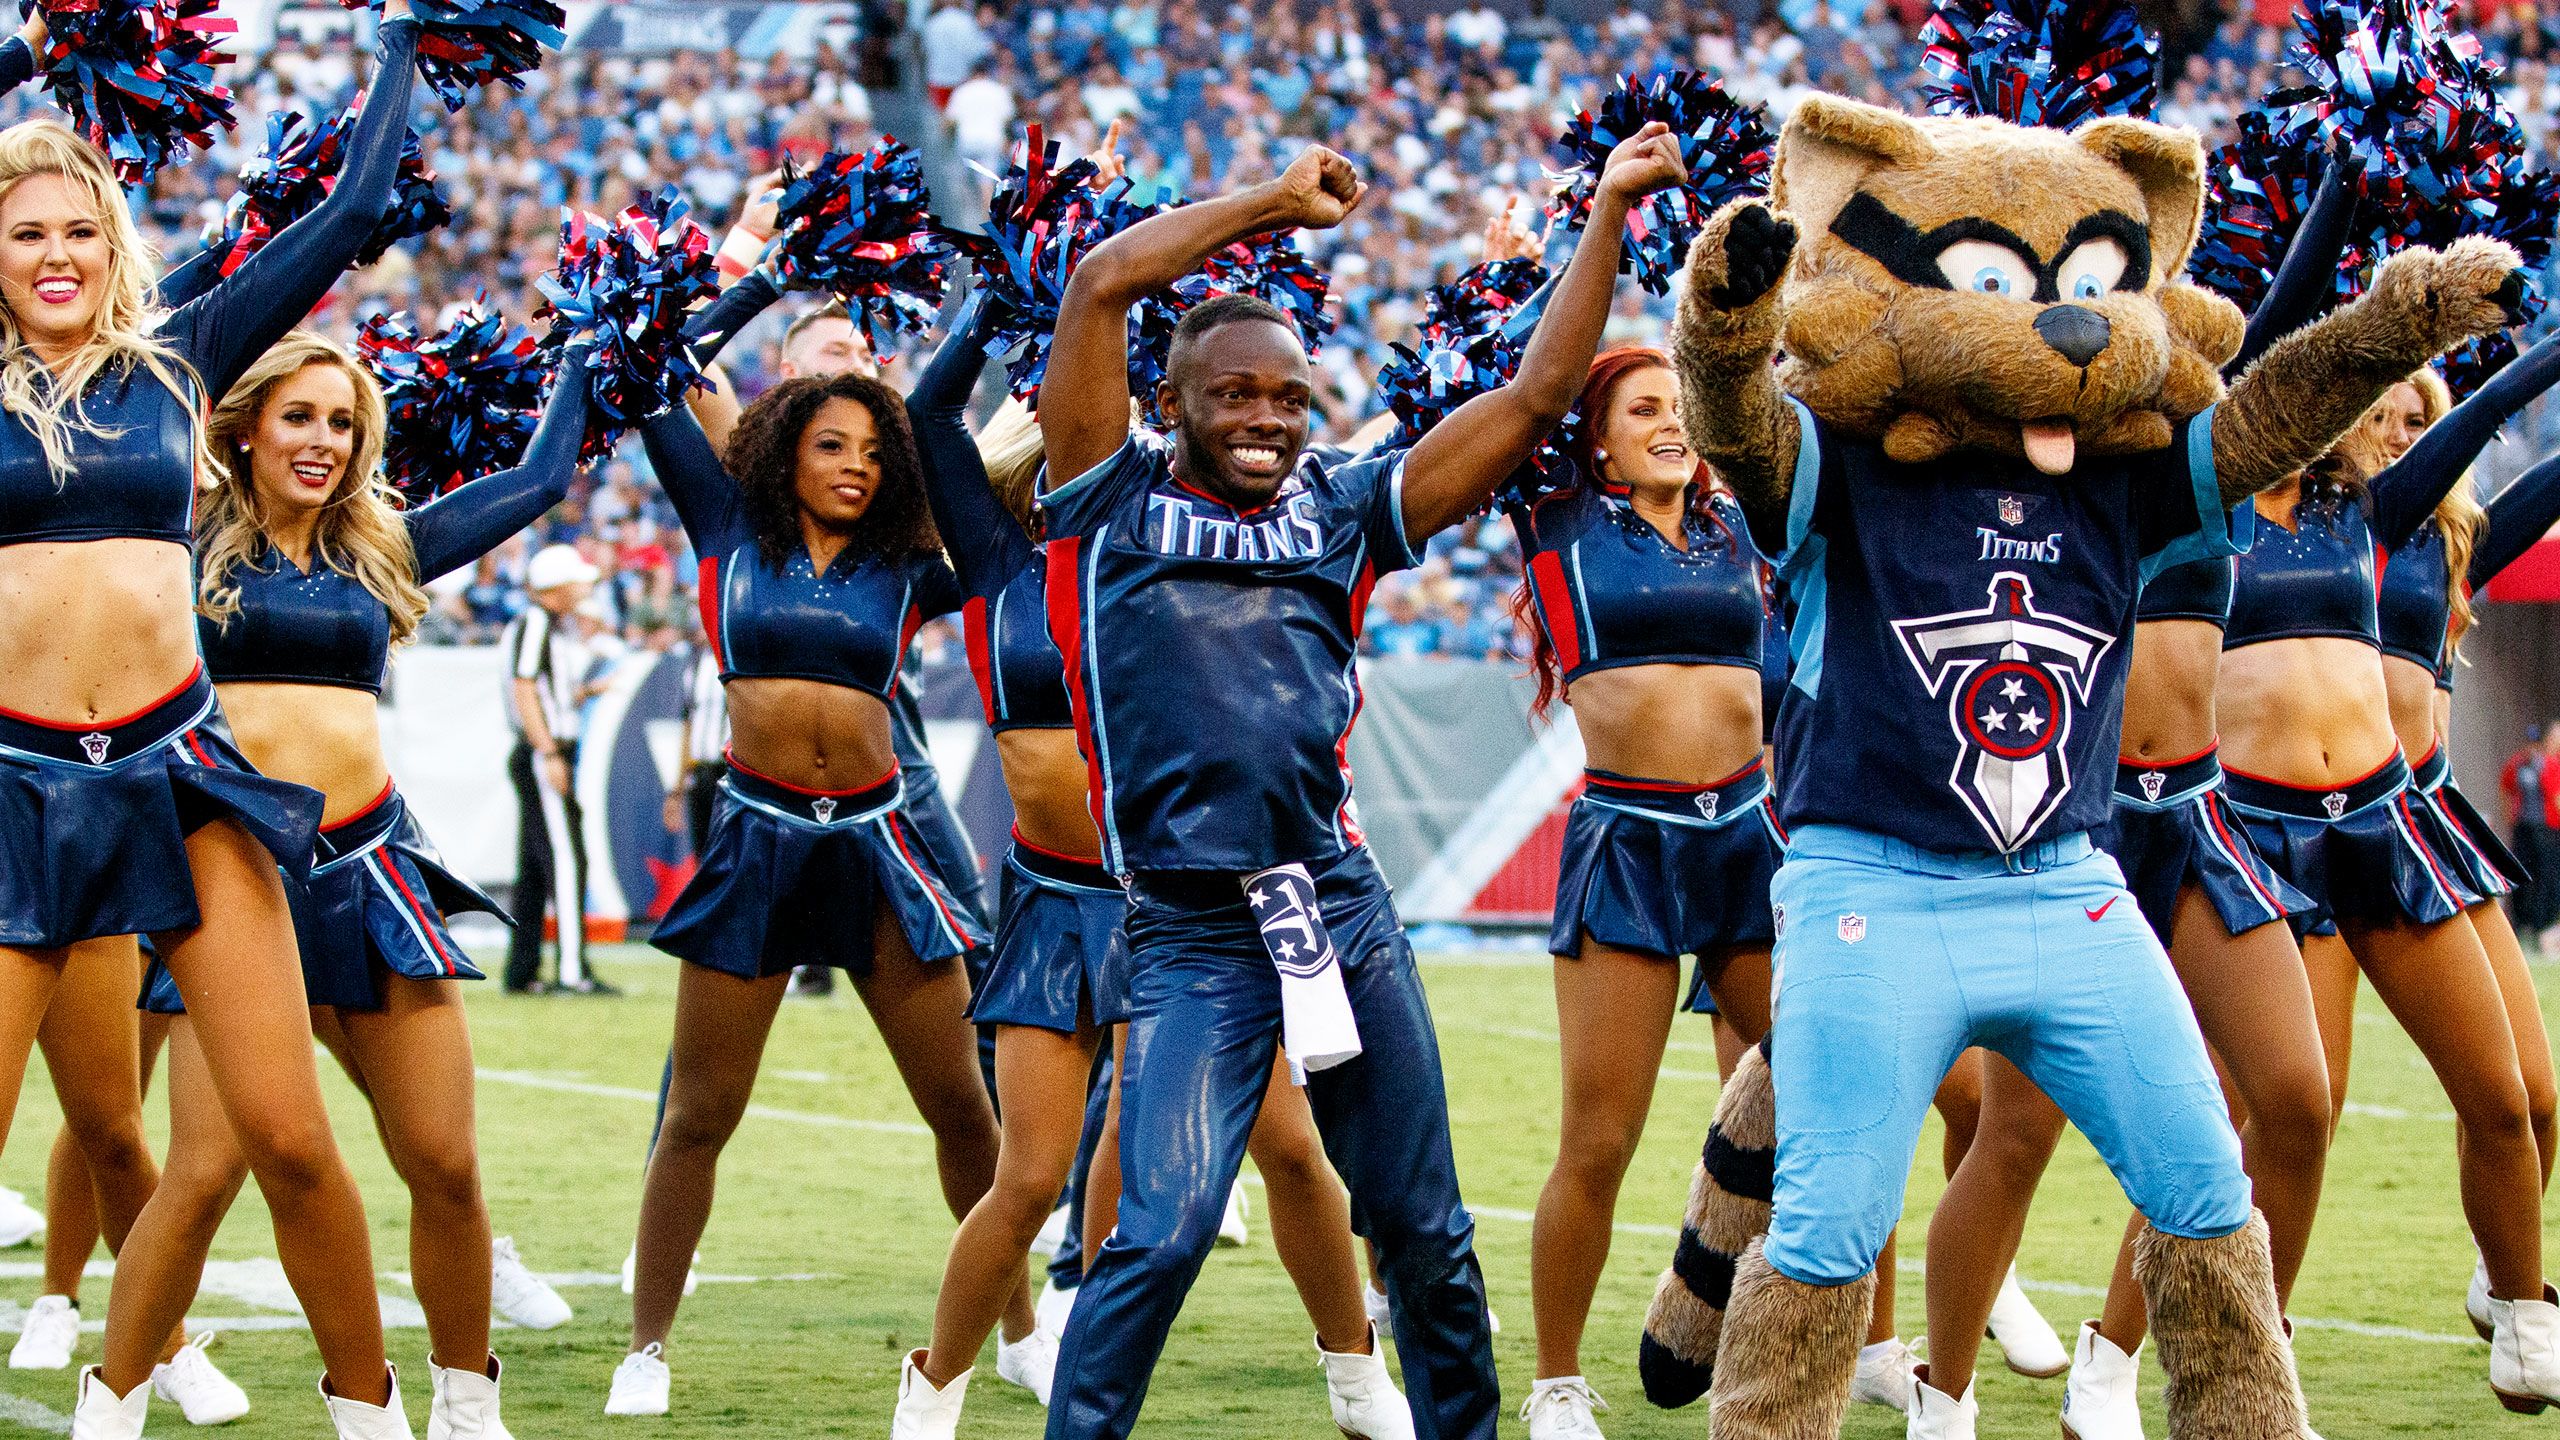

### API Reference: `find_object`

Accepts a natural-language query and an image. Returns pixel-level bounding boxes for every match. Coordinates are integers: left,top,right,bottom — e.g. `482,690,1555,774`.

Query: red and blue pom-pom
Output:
769,139,956,353
2195,110,2369,317
357,295,550,505
214,100,451,276
1376,257,1549,449
1178,228,1337,350
338,0,564,112
537,189,718,462
24,0,235,183
2278,0,2515,213
1546,72,1772,296
1918,0,2158,127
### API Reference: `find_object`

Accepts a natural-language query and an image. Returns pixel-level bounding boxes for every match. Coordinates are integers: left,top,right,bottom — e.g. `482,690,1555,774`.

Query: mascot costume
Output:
1629,68,2521,1440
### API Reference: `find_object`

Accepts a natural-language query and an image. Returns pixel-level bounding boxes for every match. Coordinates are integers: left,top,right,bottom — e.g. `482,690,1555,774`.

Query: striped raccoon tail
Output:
1638,1037,1776,1408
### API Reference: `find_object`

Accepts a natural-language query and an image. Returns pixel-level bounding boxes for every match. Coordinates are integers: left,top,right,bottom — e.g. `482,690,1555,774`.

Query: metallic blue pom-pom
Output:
338,0,564,112
213,100,451,276
358,295,551,506
770,139,956,354
1376,257,1549,450
1918,0,2158,126
1545,72,1773,296
24,0,236,183
537,188,718,463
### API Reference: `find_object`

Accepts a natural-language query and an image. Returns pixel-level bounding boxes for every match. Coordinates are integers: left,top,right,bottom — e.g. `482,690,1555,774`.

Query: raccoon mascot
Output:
1638,94,2519,1440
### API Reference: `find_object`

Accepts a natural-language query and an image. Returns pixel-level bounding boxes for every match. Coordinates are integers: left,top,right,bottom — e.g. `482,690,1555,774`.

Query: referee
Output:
504,545,612,994
669,639,727,854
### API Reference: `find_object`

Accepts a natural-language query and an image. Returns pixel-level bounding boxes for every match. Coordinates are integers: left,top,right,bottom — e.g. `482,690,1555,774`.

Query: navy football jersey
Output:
1039,430,1417,875
1762,400,2245,855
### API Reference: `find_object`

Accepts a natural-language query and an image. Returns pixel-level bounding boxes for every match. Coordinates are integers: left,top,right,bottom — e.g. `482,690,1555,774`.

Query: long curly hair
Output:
197,332,426,644
724,371,940,562
0,122,206,485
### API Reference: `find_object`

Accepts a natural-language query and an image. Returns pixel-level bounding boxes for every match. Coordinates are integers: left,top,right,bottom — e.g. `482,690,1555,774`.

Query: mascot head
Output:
1770,95,2242,474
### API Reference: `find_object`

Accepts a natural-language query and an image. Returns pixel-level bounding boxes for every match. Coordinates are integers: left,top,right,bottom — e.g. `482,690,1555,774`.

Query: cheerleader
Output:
607,350,1006,1419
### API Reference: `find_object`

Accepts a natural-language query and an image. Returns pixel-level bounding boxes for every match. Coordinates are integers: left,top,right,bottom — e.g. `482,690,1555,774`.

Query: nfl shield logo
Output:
2138,770,2165,802
1838,912,1867,943
2321,792,2347,821
811,797,837,824
78,732,110,765
1997,495,2025,526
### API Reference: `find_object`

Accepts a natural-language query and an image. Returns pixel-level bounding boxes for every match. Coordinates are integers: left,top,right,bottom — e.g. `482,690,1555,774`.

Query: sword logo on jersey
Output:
1245,866,1340,980
1892,571,2115,851
79,732,109,765
2138,769,2166,802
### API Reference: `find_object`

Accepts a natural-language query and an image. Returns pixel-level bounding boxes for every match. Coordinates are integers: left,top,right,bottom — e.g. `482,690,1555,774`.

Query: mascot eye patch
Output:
1832,193,2152,303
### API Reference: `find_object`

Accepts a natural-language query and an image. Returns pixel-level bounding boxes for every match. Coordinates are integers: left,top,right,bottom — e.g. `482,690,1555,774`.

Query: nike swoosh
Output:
2085,896,2117,922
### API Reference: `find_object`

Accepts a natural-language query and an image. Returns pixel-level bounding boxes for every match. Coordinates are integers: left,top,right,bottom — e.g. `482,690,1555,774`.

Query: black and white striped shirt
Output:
683,646,728,766
502,606,589,745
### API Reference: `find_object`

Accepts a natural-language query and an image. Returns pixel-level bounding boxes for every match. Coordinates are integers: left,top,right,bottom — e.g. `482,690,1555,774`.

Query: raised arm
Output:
0,14,43,105
1671,200,1804,541
1400,125,1683,540
153,243,222,311
909,295,1033,590
404,351,591,580
2230,154,2355,378
2212,236,2525,506
638,400,743,549
165,5,421,397
2471,452,2560,588
681,270,784,453
1043,145,1367,488
2369,331,2560,547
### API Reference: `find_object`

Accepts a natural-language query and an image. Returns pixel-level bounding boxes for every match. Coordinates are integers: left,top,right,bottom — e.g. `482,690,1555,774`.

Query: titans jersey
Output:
1764,400,2242,855
1040,431,1417,875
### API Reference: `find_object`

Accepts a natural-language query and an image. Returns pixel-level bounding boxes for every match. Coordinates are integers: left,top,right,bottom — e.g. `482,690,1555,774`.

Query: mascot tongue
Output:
2021,420,2076,475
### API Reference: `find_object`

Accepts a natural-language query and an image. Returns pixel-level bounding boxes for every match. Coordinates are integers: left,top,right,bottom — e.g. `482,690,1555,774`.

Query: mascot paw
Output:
2369,237,2528,355
1695,200,1797,312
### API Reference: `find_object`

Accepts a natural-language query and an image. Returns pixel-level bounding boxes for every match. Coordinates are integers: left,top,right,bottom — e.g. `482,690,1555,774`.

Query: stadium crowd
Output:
17,0,2560,658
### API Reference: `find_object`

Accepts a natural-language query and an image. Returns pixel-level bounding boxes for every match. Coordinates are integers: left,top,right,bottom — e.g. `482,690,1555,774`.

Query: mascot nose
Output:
2034,305,2112,368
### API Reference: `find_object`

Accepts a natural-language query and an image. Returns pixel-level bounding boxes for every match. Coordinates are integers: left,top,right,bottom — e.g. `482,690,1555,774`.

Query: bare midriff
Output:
995,728,1104,861
1569,664,1764,784
218,683,390,825
724,676,897,792
2118,619,2222,763
2219,637,2399,786
0,539,198,723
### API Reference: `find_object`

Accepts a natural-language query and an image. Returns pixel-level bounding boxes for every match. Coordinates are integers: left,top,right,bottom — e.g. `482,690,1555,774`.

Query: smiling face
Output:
1159,316,1312,508
2372,381,2429,465
793,396,883,531
246,362,361,521
0,173,110,358
1595,363,1694,498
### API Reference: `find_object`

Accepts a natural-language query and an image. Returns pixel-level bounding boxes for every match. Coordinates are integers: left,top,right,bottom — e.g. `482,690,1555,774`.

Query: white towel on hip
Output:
1243,863,1362,1084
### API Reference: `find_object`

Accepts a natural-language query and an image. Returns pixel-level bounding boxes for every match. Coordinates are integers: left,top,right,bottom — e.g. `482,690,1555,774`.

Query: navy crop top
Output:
910,297,1072,733
199,354,587,693
2136,552,2234,625
0,19,419,552
2229,332,2560,651
639,403,960,699
1513,482,1769,684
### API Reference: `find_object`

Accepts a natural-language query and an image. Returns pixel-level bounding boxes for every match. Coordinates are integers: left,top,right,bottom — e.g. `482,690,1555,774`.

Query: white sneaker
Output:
996,1328,1057,1406
71,1365,149,1440
427,1357,510,1440
491,1238,571,1331
1363,1283,1391,1334
1318,1326,1414,1440
12,1294,78,1369
1989,1267,2069,1377
1036,1277,1077,1340
2059,1321,2145,1440
1851,1337,1917,1412
1030,1203,1068,1259
321,1366,415,1440
2490,1284,2560,1413
619,1245,698,1298
891,1349,969,1440
1906,1367,1977,1439
153,1335,250,1425
1518,1375,1607,1439
0,1187,46,1249
1216,1182,1249,1248
2470,1257,2496,1341
604,1343,670,1417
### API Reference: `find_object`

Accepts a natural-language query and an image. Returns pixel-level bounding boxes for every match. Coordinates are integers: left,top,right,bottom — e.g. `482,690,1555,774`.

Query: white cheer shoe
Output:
1030,1203,1068,1259
1518,1376,1607,1439
70,1366,149,1440
154,1336,250,1425
1318,1326,1414,1440
321,1366,415,1440
490,1238,571,1330
891,1349,969,1440
2471,1257,2497,1341
619,1244,697,1297
2059,1321,2146,1440
1036,1276,1077,1339
0,1186,46,1248
1906,1366,1977,1440
996,1327,1057,1405
604,1343,670,1417
2490,1284,2560,1413
1989,1267,2069,1377
12,1294,78,1369
1851,1337,1918,1412
426,1357,510,1440
1217,1182,1250,1248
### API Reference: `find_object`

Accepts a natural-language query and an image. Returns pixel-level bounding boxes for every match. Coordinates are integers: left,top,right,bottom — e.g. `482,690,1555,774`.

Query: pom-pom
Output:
537,189,718,462
948,126,1170,402
213,100,451,276
338,0,565,112
2194,110,2369,316
1545,72,1773,295
1180,229,1337,351
769,139,955,352
1376,258,1549,449
2277,0,2517,214
25,0,236,183
357,296,551,505
1918,0,2159,126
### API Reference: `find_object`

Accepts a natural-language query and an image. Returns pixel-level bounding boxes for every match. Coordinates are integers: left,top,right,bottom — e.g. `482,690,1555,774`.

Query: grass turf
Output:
0,943,2538,1437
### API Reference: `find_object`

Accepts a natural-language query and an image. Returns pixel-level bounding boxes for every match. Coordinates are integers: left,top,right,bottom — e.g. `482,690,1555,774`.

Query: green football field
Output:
0,943,2542,1437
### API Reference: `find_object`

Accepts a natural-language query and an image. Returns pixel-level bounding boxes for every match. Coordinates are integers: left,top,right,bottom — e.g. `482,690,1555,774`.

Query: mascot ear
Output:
1772,95,1935,245
2072,118,2206,291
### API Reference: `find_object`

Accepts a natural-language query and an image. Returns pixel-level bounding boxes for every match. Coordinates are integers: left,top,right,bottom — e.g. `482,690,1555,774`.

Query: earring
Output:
1594,448,1609,462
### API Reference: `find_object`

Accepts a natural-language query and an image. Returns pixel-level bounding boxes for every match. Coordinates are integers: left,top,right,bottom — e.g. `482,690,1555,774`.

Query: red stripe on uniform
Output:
1336,561,1379,845
380,857,459,976
961,596,998,725
2202,792,2283,919
1043,538,1111,837
1526,551,1582,674
695,557,725,669
323,778,397,833
0,663,202,731
2397,796,2467,907
884,814,970,953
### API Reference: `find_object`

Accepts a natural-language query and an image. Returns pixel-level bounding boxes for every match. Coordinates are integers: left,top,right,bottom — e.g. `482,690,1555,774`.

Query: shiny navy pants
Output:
1046,848,1498,1440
